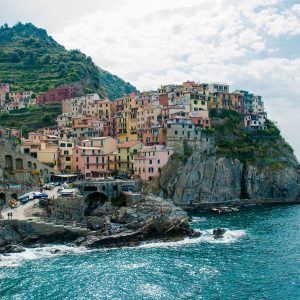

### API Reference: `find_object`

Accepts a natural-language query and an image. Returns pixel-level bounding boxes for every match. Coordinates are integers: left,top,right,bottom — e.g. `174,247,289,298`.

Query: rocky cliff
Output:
158,110,300,207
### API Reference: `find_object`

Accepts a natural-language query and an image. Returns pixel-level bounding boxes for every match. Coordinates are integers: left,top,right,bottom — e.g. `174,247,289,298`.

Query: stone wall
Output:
0,138,57,183
166,134,215,155
48,197,85,223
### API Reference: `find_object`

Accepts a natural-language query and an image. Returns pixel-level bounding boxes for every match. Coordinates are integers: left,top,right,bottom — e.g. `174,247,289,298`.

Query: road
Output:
1,187,59,220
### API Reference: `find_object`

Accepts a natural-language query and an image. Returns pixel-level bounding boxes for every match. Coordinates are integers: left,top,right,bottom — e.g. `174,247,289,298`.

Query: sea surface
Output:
0,204,299,300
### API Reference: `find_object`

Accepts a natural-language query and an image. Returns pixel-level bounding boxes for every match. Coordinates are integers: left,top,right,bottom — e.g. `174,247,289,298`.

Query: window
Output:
150,159,152,164
60,143,66,147
158,159,160,164
76,157,78,162
64,150,69,155
66,157,71,161
175,130,178,135
67,143,72,147
148,167,154,173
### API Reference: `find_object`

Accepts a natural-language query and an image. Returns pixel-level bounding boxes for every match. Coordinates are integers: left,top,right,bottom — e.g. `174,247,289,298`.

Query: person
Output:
72,220,76,228
160,208,164,217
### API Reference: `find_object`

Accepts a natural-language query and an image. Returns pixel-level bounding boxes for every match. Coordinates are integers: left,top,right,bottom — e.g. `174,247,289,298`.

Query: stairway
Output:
26,217,90,235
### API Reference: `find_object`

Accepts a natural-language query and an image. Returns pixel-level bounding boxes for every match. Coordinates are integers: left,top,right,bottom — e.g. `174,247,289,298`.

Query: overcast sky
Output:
1,0,300,159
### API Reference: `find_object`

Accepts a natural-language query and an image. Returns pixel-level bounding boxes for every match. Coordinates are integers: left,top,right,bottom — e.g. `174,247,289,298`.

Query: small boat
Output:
213,228,226,238
18,192,35,203
33,192,48,199
231,207,240,212
212,206,239,213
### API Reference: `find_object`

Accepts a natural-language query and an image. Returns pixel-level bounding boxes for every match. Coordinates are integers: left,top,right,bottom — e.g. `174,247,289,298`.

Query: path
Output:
1,187,59,220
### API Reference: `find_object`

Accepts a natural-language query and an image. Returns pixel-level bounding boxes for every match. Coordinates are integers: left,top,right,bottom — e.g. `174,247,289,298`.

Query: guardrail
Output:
35,216,88,229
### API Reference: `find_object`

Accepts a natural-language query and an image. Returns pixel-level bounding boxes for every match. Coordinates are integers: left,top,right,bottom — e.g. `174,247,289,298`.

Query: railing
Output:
36,216,88,229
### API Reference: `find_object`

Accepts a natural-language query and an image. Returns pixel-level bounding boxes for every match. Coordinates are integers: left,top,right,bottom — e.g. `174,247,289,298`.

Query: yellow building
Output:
37,143,58,169
98,99,116,121
189,92,208,113
118,132,139,143
117,141,143,173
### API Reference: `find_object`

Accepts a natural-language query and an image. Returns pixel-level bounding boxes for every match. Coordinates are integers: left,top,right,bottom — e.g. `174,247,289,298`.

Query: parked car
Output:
114,175,131,180
43,183,54,190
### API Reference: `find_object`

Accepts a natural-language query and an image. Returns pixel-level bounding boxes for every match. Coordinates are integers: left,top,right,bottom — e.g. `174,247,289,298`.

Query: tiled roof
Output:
118,141,140,148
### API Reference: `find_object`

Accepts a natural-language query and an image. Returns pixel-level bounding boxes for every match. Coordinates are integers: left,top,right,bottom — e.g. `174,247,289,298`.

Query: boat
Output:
33,192,48,199
58,189,77,197
212,206,239,213
18,192,35,204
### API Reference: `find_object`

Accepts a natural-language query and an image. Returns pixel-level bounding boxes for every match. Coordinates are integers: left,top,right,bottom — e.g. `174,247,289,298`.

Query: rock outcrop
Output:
0,195,198,253
77,195,198,248
159,150,300,207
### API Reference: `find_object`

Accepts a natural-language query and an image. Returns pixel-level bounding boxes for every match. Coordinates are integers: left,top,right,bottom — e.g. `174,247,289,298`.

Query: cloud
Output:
1,0,300,158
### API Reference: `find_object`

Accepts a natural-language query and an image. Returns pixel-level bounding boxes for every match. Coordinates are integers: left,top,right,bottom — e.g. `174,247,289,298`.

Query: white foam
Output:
0,245,89,268
120,262,148,270
133,228,246,249
0,229,246,267
138,283,165,298
191,216,207,223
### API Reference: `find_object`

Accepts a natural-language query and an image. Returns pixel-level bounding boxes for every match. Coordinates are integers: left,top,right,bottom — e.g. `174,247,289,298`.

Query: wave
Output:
0,245,89,268
134,228,246,249
0,229,246,267
190,216,207,223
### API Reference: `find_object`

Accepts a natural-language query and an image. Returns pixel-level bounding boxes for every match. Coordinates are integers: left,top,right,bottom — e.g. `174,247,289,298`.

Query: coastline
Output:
1,197,299,257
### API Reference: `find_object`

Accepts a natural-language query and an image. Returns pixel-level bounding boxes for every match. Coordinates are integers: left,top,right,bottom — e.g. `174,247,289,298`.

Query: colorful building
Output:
133,145,173,181
117,141,144,173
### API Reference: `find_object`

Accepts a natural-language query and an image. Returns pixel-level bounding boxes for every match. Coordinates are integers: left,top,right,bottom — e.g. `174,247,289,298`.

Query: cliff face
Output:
158,110,300,207
159,151,300,207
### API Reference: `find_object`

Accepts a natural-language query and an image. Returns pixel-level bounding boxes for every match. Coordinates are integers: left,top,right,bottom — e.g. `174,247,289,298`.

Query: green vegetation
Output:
210,109,292,170
0,104,61,135
0,22,137,100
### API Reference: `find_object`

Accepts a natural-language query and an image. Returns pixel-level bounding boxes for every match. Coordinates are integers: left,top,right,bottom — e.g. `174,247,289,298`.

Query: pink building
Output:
73,146,112,178
0,83,9,93
37,85,74,105
72,137,117,178
133,145,173,181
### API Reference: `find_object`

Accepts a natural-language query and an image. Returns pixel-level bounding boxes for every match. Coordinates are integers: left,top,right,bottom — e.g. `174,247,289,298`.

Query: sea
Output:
0,204,299,300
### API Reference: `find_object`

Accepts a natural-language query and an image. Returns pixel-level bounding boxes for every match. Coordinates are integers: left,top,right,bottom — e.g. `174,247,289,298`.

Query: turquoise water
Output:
0,204,299,299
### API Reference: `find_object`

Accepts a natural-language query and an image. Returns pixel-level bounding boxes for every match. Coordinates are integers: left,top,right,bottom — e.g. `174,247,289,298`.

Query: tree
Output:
42,113,53,125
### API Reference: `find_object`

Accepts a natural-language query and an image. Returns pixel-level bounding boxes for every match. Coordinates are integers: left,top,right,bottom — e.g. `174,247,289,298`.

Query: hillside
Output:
0,104,61,137
0,22,137,100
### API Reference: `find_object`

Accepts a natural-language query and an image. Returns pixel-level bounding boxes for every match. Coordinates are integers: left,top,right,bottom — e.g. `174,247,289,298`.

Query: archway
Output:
15,158,23,170
5,155,13,170
0,193,6,205
83,186,97,192
84,192,108,216
11,193,18,200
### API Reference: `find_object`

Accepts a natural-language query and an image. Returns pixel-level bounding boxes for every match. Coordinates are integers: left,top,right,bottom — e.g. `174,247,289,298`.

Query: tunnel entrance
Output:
84,192,108,216
5,155,13,170
0,193,6,205
15,158,23,170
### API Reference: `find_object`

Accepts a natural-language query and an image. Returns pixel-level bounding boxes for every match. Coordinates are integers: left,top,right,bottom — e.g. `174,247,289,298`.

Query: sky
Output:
1,0,300,159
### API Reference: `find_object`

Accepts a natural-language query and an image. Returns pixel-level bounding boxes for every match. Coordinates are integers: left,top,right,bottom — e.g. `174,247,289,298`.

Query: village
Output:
0,80,267,181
